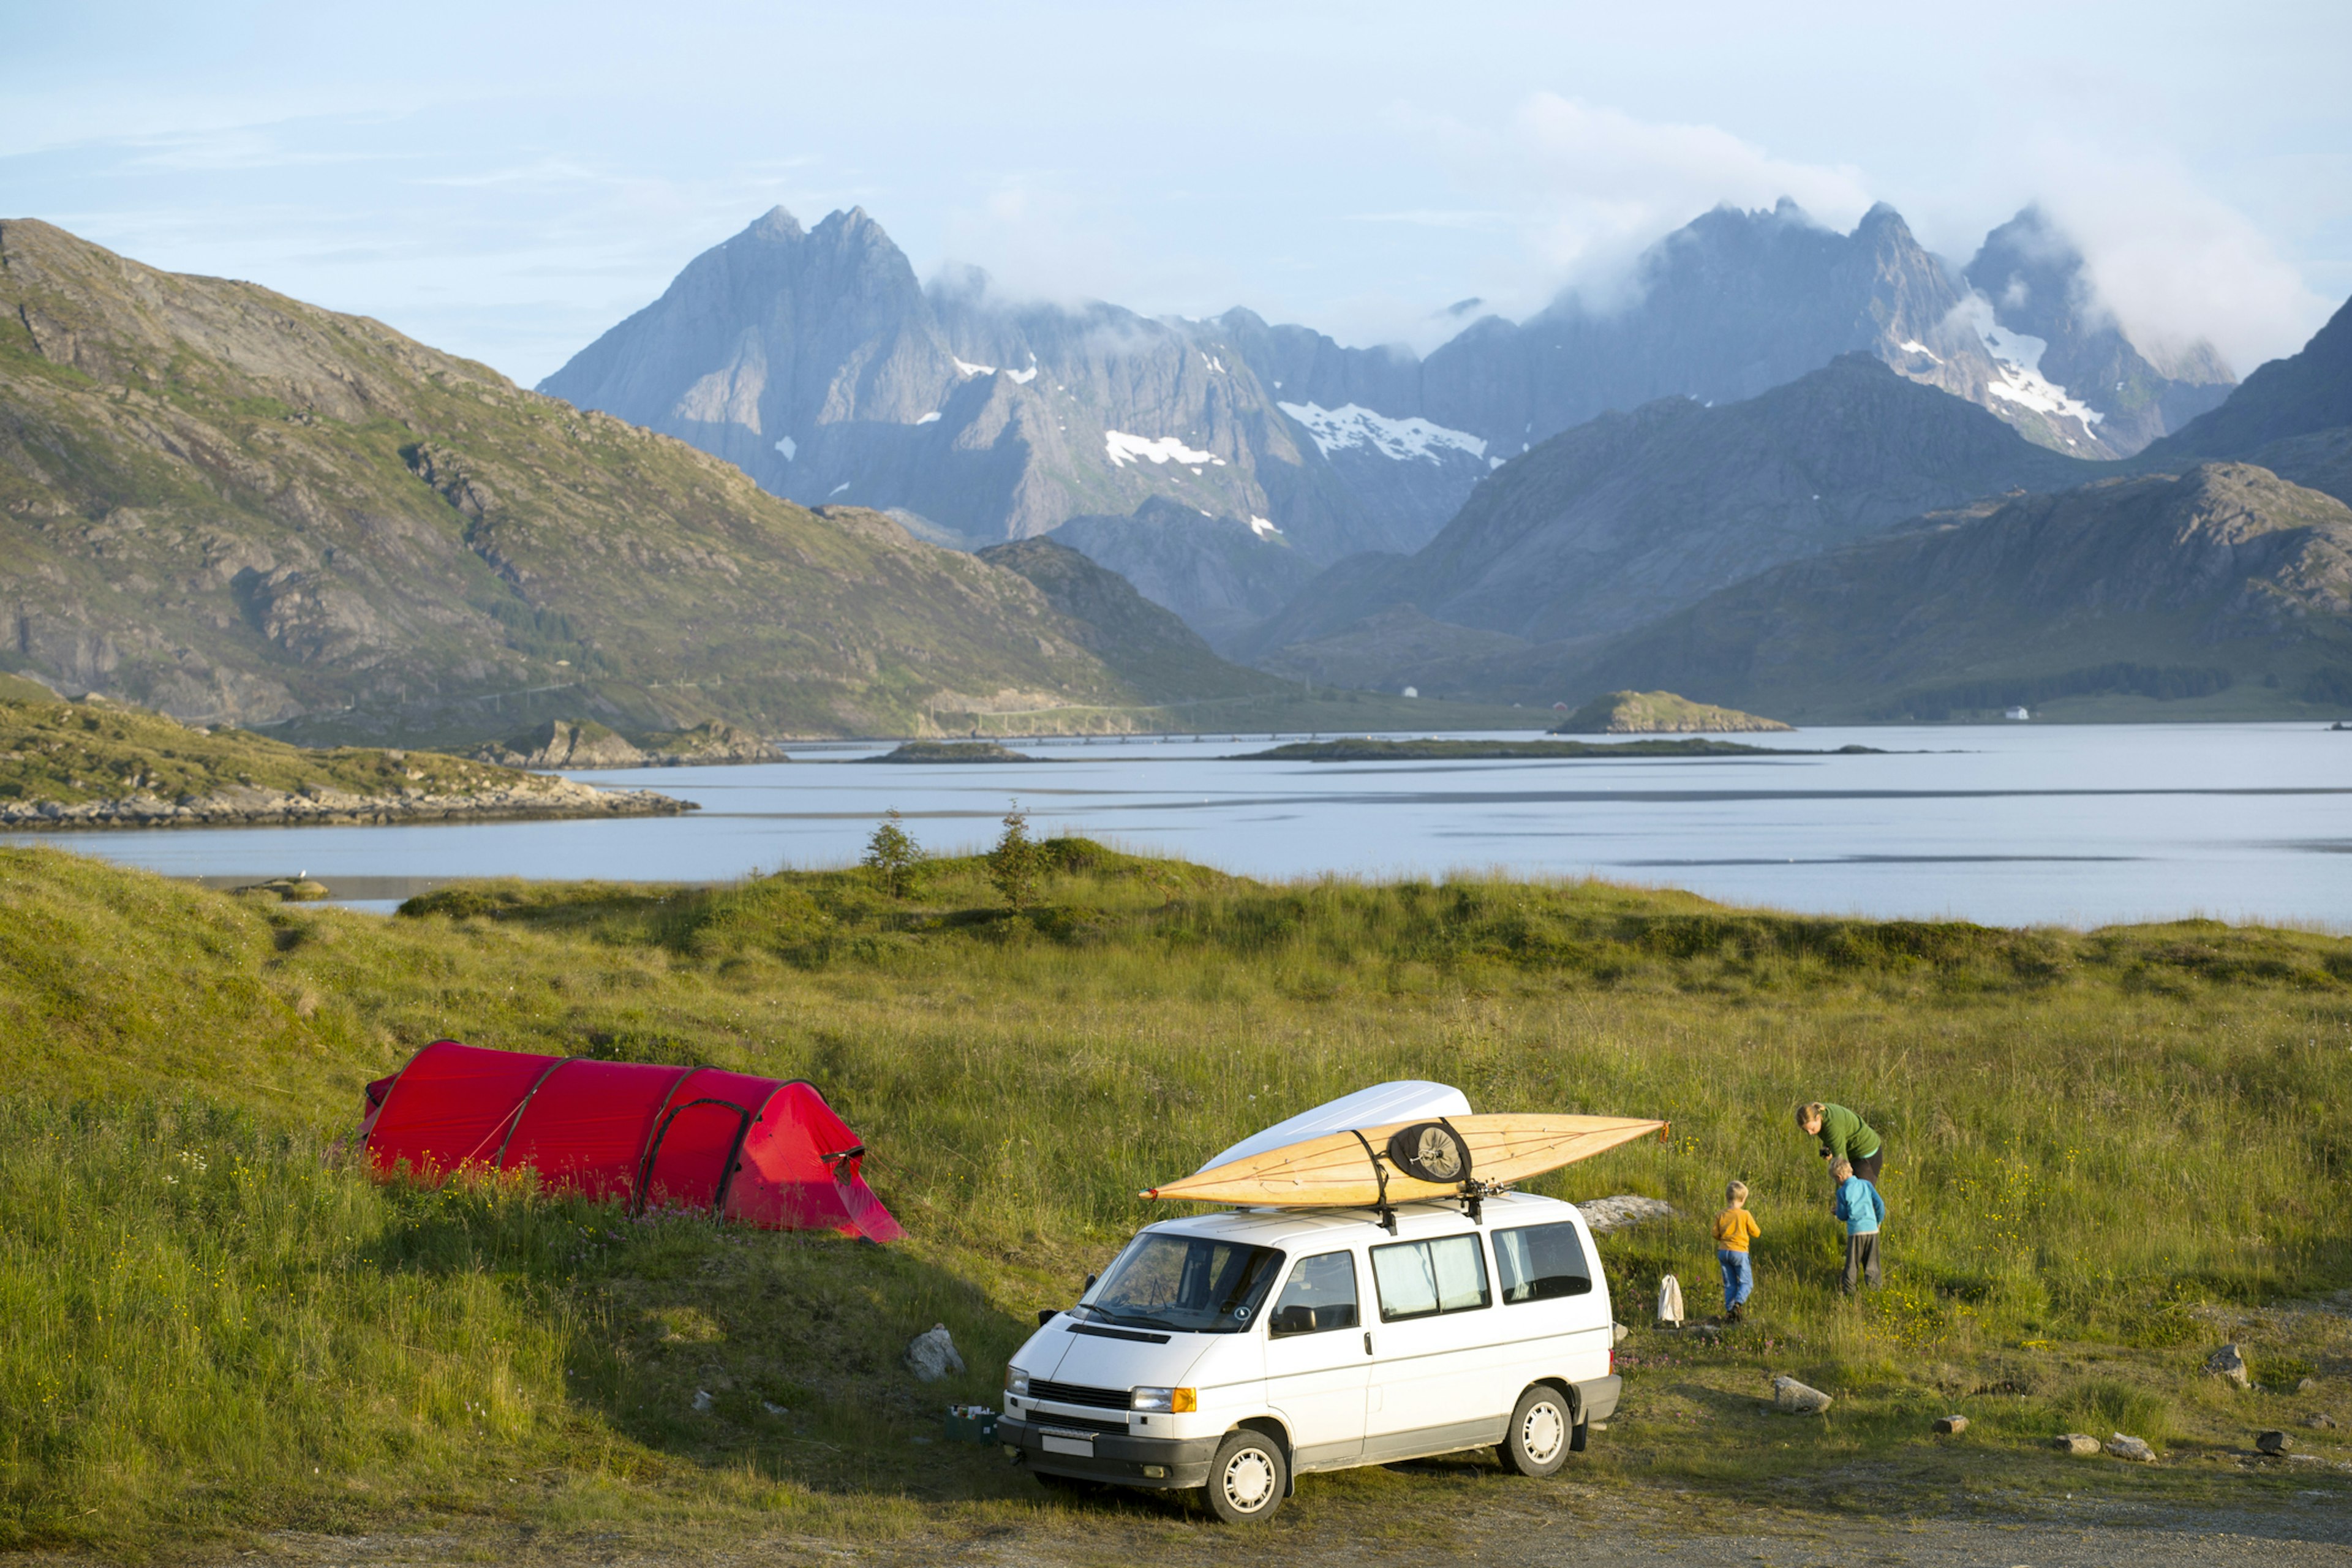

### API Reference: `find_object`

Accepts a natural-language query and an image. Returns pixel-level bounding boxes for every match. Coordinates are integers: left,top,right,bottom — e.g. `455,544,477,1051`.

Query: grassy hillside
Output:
0,219,1219,744
1552,690,1792,733
1544,464,2352,722
0,695,540,807
2,844,2347,1555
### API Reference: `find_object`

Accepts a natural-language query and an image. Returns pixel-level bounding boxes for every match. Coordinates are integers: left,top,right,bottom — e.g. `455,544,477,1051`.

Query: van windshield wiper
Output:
1096,1309,1188,1331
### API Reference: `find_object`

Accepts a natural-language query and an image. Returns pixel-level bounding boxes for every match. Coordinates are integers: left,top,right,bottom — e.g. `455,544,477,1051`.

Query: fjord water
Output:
10,723,2348,930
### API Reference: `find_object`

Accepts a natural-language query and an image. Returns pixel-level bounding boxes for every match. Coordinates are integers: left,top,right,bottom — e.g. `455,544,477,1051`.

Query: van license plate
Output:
1042,1435,1094,1457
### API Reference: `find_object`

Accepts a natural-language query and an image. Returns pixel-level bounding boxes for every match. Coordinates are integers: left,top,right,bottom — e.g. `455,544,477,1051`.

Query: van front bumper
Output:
1575,1374,1623,1424
997,1414,1219,1489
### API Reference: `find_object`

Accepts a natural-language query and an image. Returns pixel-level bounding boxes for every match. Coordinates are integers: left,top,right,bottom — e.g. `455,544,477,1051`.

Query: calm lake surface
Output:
9,723,2350,930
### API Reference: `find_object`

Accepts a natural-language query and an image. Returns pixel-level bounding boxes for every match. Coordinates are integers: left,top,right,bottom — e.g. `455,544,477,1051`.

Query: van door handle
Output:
1363,1332,1373,1356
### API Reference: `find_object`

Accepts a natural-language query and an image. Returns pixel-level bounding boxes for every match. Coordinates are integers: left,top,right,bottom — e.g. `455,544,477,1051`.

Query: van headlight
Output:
1004,1367,1030,1398
1130,1386,1196,1413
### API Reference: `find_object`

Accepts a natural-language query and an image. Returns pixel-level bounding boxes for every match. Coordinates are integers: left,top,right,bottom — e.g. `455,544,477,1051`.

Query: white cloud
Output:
1501,95,1875,309
2024,144,2333,374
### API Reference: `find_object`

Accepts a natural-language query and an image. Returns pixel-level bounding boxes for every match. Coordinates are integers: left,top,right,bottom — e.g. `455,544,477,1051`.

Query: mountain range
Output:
1254,304,2352,719
1540,462,2352,719
0,219,1295,740
1244,353,2104,661
7,194,2343,744
540,200,2236,649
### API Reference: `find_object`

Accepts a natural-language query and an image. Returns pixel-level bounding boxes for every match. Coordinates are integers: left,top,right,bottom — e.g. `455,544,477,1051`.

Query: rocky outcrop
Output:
1575,1195,1679,1234
477,719,647,769
0,775,688,829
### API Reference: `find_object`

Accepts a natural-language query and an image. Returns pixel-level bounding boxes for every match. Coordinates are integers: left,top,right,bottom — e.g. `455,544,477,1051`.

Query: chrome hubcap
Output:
1522,1400,1566,1463
1223,1448,1276,1511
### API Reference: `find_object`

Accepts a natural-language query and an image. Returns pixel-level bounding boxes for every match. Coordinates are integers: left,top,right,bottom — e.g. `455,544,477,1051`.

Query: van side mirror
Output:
1085,1273,1098,1291
1036,1308,1058,1326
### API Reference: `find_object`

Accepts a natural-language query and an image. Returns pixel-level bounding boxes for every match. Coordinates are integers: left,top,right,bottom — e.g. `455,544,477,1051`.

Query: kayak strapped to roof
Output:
357,1039,904,1242
1146,1112,1667,1226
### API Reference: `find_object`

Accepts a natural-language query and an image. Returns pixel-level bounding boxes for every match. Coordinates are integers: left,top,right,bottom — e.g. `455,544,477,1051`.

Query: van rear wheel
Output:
1202,1430,1287,1523
1501,1385,1572,1477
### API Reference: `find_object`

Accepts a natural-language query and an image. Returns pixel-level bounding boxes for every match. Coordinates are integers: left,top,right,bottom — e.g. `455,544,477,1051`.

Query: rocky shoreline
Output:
0,775,692,829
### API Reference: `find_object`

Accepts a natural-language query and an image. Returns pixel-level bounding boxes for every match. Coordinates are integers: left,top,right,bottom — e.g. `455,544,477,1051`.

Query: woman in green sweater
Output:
1796,1102,1883,1183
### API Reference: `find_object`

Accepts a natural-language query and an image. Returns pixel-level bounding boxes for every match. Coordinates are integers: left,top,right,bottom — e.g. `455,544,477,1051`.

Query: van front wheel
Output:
1203,1430,1287,1523
1501,1386,1572,1477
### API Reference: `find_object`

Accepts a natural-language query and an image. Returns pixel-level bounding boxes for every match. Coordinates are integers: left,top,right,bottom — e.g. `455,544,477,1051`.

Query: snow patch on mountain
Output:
1105,431,1223,468
772,436,796,461
1248,515,1282,539
956,353,1039,385
1980,320,2103,429
1278,402,1488,464
914,411,942,425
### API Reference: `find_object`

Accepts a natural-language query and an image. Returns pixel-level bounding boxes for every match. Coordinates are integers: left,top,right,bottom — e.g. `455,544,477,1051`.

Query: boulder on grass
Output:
2054,1433,2101,1456
2256,1430,2291,1455
1773,1376,1833,1414
1934,1414,1969,1434
2106,1433,2157,1462
2206,1344,2250,1388
905,1323,965,1383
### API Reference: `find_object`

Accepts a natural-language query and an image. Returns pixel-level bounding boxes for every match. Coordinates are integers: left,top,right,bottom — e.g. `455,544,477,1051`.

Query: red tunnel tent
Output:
359,1040,905,1242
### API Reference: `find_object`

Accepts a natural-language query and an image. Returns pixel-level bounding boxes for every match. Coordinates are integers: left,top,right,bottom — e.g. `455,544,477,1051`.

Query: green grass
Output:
2,841,2348,1554
0,696,567,809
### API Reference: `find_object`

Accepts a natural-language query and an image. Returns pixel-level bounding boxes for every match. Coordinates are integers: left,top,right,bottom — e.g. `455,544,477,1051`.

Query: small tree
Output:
988,802,1042,912
862,809,925,898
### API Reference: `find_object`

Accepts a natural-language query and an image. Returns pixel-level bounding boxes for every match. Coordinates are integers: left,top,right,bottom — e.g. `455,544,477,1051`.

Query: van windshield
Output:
1082,1232,1284,1335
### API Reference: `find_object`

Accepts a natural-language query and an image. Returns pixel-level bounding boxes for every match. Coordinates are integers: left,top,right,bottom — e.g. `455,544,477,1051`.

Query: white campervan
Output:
997,1191,1620,1522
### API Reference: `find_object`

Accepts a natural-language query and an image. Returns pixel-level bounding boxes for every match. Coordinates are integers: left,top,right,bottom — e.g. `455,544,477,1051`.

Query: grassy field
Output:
0,696,543,809
2,840,2348,1558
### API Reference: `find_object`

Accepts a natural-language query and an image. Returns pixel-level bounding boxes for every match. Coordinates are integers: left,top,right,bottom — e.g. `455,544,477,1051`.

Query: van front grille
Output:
1028,1378,1130,1411
1030,1411,1129,1436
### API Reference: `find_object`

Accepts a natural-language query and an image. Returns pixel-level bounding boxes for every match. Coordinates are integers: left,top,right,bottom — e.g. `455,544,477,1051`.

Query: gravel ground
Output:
163,1474,2352,1568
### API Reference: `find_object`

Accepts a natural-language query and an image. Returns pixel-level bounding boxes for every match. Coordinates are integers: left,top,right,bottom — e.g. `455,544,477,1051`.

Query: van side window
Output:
1370,1234,1491,1322
1493,1221,1594,1303
1268,1250,1359,1338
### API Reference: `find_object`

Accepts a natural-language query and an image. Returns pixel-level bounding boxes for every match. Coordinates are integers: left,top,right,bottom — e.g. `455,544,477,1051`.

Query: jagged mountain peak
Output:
746,205,805,241
1964,204,2235,456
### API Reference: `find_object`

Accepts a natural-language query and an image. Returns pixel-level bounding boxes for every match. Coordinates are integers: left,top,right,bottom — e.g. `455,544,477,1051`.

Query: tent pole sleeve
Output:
489,1057,576,1169
630,1066,706,1215
710,1104,761,1221
637,1096,754,1216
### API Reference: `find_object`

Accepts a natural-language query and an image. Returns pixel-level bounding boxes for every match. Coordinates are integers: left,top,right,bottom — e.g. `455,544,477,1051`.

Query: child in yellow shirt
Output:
1714,1180,1760,1322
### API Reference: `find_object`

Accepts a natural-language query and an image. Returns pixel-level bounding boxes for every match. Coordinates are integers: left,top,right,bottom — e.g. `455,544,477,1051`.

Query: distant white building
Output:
2005,706,2030,721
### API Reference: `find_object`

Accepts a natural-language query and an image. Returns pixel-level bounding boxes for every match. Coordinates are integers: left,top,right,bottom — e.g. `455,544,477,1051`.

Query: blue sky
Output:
5,1,2346,385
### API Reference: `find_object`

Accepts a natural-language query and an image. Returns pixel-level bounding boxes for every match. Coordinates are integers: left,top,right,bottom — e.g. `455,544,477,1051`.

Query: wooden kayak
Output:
1144,1113,1666,1207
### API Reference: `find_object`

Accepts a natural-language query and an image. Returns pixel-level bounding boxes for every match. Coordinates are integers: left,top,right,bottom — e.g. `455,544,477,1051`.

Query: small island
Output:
864,740,1039,764
0,692,690,828
473,717,778,768
1241,737,1789,761
1551,690,1792,734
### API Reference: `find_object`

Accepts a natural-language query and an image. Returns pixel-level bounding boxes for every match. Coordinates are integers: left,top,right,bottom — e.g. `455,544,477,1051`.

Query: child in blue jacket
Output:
1831,1159,1885,1293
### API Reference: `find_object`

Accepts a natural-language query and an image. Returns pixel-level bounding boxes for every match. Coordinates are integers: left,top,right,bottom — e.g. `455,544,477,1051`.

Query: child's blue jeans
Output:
1717,1248,1754,1310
